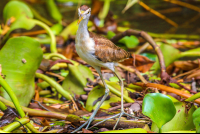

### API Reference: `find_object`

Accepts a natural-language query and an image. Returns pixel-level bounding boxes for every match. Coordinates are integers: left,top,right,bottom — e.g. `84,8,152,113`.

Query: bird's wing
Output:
89,32,131,63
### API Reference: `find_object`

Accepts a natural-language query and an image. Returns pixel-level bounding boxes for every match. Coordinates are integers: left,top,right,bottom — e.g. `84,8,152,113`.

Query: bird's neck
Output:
77,19,89,38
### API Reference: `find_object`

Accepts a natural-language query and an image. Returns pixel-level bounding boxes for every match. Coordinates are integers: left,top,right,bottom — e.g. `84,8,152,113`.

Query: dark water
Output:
1,0,200,35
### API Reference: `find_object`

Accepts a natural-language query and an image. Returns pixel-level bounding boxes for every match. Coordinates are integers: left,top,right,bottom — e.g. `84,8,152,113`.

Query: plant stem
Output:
32,19,57,53
0,100,7,111
0,75,39,133
98,0,110,20
35,73,73,101
98,81,134,103
178,52,200,58
3,117,30,132
185,92,200,102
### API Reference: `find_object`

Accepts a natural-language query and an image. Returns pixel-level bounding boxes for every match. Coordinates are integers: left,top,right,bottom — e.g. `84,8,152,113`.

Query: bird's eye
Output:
87,12,89,14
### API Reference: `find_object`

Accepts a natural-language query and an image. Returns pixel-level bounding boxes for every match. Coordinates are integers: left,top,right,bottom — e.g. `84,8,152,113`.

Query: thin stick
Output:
139,1,178,27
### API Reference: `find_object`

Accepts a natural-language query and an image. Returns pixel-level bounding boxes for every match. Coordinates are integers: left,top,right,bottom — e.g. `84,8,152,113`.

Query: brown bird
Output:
73,5,133,132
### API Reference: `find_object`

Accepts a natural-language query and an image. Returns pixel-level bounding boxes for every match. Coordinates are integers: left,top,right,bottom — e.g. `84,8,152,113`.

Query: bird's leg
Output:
88,70,135,130
72,67,110,133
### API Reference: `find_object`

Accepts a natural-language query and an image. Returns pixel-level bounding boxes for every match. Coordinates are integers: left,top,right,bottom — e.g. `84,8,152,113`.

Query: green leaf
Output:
3,1,35,33
50,23,63,35
107,31,139,48
142,93,176,129
62,64,94,96
119,35,139,49
0,37,43,106
151,44,180,73
86,85,121,112
193,107,200,133
100,128,147,133
151,102,195,132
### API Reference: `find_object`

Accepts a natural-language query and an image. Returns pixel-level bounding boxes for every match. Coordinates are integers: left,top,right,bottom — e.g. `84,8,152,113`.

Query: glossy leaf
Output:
193,107,200,133
151,102,195,132
3,1,35,33
100,128,147,133
0,37,43,106
62,64,94,96
142,93,176,129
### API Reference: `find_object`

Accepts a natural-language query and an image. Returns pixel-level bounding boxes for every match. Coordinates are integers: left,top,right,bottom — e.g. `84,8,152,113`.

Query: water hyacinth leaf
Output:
151,102,195,132
3,1,35,33
193,107,200,133
151,44,180,73
100,128,147,133
86,85,121,112
0,37,43,106
62,64,94,96
142,93,176,129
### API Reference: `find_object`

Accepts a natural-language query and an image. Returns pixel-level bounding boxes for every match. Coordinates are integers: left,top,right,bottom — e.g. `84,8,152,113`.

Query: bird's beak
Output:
78,11,85,24
78,17,83,24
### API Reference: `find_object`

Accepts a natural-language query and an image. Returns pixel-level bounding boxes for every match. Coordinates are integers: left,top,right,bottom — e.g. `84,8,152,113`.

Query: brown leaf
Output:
82,128,93,133
120,54,154,73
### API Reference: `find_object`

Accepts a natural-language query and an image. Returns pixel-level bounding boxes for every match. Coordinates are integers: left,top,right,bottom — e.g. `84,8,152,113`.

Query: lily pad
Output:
0,37,43,106
142,93,176,130
151,102,195,132
193,107,200,133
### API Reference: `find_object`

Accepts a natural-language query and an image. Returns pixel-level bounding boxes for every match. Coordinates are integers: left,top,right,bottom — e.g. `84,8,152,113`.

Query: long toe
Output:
89,112,135,130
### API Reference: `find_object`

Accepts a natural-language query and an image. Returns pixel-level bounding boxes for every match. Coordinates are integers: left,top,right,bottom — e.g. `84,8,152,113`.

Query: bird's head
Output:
78,5,91,24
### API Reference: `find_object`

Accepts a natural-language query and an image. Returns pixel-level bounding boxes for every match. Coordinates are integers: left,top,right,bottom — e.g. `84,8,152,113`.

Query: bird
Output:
73,5,133,132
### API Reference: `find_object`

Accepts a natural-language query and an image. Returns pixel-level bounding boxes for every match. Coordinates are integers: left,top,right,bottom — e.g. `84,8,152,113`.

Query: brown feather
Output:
89,32,131,62
80,5,90,11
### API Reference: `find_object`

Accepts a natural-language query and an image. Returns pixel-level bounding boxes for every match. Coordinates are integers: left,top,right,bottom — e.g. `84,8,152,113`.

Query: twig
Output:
134,82,200,104
107,103,133,112
138,1,178,27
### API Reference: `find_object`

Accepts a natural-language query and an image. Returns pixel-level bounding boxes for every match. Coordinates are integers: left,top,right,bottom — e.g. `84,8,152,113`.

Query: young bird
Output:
73,5,133,132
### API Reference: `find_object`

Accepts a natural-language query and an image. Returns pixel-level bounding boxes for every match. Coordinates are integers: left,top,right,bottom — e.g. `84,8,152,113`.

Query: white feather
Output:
75,19,115,72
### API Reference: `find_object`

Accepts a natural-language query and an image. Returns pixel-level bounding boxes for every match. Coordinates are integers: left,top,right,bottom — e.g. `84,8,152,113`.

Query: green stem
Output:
98,0,110,20
35,73,72,101
178,52,200,58
0,100,7,111
32,19,57,53
44,53,77,65
0,75,39,133
3,117,30,132
148,32,200,40
99,82,134,103
185,92,200,102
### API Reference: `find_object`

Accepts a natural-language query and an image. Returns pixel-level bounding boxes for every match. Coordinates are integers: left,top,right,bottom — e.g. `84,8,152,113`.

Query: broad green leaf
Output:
100,128,147,133
193,107,200,133
86,85,121,112
151,102,195,132
0,37,43,106
151,44,180,73
3,1,35,33
62,64,94,96
142,93,176,129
